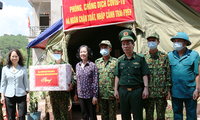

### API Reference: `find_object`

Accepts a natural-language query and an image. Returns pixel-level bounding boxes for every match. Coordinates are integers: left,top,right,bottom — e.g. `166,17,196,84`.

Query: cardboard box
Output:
29,64,72,91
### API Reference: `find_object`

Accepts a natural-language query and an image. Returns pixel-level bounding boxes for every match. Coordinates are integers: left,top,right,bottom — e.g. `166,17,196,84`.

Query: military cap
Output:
170,32,191,46
52,45,63,52
118,29,136,42
99,40,112,48
147,31,159,40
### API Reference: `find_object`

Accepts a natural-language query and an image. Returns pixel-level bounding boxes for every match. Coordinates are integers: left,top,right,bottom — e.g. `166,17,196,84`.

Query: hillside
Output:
0,34,29,63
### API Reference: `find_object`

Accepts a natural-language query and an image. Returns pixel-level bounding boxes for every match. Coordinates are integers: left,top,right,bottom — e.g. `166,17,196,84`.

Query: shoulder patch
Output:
136,53,144,58
118,54,125,60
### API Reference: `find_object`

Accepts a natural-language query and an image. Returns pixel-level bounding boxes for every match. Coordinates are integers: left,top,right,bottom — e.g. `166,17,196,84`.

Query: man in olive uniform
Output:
48,45,76,120
114,29,150,120
143,31,171,120
95,40,118,120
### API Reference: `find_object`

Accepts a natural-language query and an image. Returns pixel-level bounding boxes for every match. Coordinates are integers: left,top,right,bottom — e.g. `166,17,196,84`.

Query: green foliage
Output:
0,34,31,65
29,91,38,113
40,91,46,99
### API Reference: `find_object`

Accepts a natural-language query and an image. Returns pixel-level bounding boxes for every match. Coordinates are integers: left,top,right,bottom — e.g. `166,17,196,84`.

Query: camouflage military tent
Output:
27,0,200,68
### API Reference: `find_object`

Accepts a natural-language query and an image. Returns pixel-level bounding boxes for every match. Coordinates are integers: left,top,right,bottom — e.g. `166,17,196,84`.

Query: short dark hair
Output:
76,45,93,60
6,49,24,68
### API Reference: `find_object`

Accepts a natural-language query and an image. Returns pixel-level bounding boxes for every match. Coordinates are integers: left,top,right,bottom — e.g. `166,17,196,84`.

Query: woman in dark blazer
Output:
0,49,29,120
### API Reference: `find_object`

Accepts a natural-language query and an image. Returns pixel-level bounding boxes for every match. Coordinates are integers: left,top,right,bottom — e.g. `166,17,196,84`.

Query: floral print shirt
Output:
75,60,98,99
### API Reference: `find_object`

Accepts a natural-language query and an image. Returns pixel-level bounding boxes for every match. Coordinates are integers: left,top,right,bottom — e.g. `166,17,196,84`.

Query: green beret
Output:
147,31,159,40
52,45,62,52
118,29,136,42
99,40,112,48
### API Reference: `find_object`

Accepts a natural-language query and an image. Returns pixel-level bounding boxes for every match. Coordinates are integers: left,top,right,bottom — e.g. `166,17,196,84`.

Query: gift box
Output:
29,64,72,91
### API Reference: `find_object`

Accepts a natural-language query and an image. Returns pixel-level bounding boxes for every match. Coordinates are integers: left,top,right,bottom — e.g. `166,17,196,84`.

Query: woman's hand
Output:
92,97,98,105
26,92,30,102
74,94,79,102
1,96,5,104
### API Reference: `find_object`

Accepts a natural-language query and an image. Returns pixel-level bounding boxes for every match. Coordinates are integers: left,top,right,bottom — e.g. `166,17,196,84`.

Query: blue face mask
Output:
100,49,109,56
173,42,184,51
53,54,61,60
147,41,157,50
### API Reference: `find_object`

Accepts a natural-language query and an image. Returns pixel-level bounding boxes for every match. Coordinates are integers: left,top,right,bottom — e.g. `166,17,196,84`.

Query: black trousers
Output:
5,95,27,120
79,98,97,120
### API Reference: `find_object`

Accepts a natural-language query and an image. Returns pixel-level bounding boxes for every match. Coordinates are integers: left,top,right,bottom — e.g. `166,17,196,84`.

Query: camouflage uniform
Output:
46,45,76,120
144,31,171,120
95,56,118,120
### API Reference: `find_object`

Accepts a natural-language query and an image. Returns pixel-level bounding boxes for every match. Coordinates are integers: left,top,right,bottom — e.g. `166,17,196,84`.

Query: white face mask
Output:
100,49,109,56
173,42,184,51
53,54,61,60
147,41,157,50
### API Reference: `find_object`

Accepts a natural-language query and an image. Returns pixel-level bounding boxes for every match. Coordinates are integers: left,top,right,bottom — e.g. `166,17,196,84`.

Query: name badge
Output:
120,63,125,66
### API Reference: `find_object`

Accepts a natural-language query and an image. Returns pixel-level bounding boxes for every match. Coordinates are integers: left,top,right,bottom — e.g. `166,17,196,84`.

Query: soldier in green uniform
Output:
143,31,171,120
114,29,150,120
95,40,118,120
48,45,76,120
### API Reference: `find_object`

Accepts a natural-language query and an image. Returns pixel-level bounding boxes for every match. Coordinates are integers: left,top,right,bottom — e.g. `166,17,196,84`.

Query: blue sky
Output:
0,0,32,36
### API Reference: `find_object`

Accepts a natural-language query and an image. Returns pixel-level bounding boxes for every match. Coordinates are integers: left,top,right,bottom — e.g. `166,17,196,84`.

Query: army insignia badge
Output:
123,31,128,36
133,62,139,65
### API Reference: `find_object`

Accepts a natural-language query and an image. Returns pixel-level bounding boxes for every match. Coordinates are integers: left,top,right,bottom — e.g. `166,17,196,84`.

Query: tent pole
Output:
64,32,66,41
26,48,30,69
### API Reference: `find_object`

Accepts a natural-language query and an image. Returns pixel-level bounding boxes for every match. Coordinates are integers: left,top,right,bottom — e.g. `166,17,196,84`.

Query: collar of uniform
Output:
148,50,160,59
174,48,189,59
99,56,112,63
60,60,67,64
52,59,65,64
124,52,136,60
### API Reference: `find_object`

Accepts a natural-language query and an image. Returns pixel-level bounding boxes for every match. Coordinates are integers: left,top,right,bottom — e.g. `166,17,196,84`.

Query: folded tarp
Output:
27,18,63,49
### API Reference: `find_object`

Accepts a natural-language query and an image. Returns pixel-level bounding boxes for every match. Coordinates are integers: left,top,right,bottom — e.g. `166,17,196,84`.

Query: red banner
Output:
35,68,59,87
62,0,135,31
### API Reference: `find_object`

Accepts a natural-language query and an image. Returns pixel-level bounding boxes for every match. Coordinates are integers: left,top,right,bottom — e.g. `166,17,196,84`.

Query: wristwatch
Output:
144,85,148,88
195,89,199,93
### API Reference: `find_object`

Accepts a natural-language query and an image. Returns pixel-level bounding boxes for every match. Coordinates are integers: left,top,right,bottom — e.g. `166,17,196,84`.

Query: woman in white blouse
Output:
0,49,29,120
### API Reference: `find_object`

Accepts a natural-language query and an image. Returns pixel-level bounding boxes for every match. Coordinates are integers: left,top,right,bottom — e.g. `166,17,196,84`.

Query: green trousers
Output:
144,97,167,120
99,98,118,120
49,91,70,120
119,87,143,120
